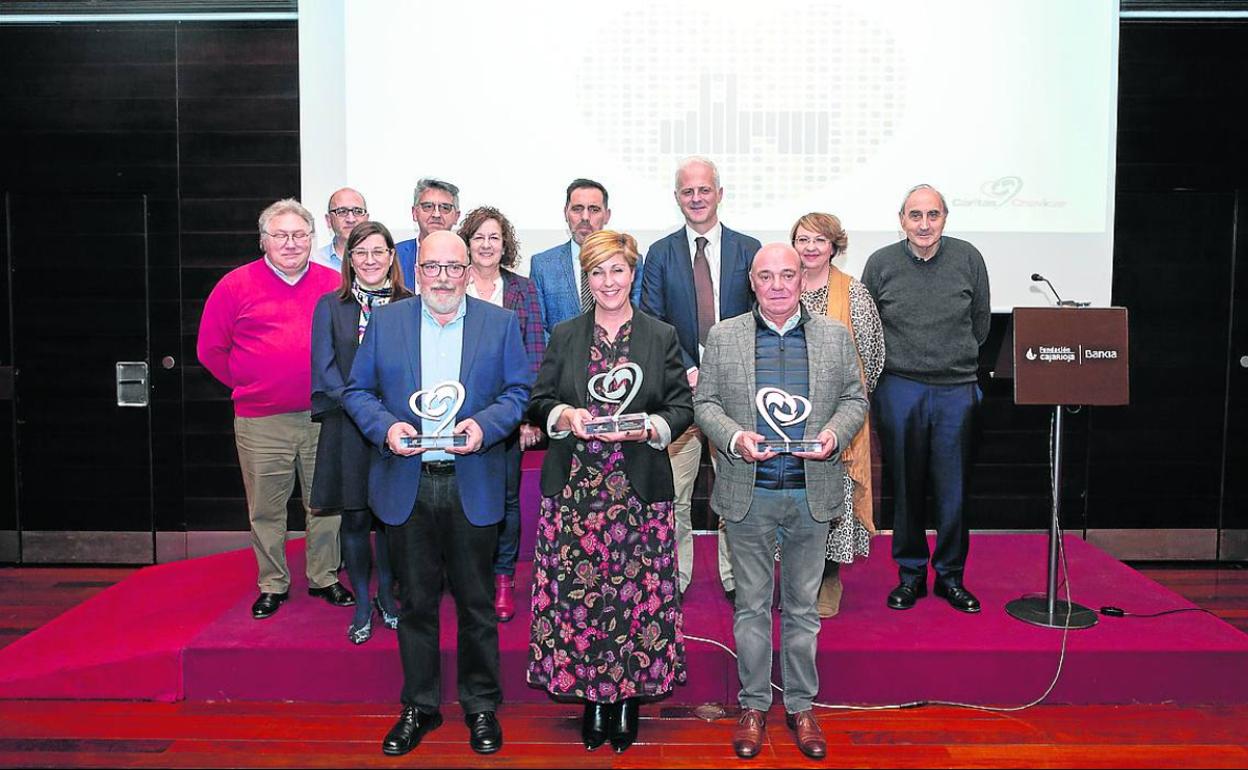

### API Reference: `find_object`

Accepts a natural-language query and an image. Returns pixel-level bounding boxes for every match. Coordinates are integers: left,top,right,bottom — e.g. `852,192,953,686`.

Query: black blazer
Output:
528,308,693,504
309,287,412,511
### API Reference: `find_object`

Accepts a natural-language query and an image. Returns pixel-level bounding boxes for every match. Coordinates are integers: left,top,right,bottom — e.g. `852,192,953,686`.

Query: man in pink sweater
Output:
197,198,354,619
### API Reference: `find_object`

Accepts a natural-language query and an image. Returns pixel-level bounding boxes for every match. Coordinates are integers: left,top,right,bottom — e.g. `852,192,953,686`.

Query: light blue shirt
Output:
418,297,466,462
313,242,342,272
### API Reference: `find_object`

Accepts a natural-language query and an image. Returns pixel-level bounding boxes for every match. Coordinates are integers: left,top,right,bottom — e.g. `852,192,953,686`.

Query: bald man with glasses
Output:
315,187,369,272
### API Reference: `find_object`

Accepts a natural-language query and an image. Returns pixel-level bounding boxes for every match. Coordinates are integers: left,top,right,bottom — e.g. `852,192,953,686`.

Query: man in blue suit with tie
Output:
343,231,530,758
640,156,760,602
394,178,462,291
529,179,642,336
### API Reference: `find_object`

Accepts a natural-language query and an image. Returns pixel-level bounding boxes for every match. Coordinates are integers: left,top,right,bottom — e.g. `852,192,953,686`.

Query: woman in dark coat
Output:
457,206,546,623
526,230,693,753
310,220,413,644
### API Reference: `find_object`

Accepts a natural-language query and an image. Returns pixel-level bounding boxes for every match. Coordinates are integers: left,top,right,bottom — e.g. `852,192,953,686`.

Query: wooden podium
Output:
1007,307,1129,629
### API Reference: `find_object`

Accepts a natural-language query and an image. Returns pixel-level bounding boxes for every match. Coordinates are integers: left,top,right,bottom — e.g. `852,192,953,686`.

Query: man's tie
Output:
579,271,594,314
693,236,715,346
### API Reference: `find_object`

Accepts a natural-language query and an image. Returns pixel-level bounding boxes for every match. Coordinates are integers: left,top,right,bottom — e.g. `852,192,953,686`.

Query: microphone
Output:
1031,273,1090,307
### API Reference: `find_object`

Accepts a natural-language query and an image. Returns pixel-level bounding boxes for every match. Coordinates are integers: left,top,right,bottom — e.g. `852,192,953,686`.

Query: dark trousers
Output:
492,434,522,576
387,468,501,713
873,373,980,584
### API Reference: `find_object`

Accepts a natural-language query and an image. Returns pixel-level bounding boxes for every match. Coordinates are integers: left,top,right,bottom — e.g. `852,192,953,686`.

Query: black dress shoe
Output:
934,581,982,613
886,580,927,610
581,701,611,751
308,582,356,607
465,710,503,754
609,698,640,753
251,591,288,619
381,706,442,756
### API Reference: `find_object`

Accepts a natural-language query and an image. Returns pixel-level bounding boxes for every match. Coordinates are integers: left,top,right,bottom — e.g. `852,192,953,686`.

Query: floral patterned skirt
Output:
527,451,686,702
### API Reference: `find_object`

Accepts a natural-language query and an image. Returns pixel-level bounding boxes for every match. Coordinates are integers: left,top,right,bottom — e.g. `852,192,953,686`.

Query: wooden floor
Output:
0,562,1246,768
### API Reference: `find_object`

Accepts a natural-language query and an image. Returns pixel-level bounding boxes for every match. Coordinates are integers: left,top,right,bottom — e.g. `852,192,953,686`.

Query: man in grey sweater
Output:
861,184,990,613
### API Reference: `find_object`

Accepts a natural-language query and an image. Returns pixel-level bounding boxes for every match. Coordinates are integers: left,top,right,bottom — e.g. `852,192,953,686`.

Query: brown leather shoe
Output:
732,708,766,759
816,574,844,618
785,710,827,759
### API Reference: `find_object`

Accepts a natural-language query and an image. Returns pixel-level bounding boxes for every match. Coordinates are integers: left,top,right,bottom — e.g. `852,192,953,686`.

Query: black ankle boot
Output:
610,698,640,753
581,700,610,750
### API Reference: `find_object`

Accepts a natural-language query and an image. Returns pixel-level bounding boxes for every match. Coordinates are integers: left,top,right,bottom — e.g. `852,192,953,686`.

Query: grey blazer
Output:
693,310,869,523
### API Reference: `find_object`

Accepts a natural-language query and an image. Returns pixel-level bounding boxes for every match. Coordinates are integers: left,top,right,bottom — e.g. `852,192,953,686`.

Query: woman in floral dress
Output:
526,230,693,753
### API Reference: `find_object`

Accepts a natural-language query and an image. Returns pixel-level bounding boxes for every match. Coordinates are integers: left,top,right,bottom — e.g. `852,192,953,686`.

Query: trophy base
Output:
584,413,650,435
400,434,467,449
757,439,823,454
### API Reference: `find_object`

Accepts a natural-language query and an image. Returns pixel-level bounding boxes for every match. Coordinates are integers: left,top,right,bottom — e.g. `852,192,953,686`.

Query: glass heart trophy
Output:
400,380,468,449
583,362,650,435
755,386,822,454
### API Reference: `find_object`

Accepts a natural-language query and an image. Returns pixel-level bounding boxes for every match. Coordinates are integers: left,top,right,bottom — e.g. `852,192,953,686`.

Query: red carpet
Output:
1,530,1245,706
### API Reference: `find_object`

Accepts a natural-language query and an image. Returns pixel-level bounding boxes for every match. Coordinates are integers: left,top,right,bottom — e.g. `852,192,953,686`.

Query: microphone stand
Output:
1007,277,1098,629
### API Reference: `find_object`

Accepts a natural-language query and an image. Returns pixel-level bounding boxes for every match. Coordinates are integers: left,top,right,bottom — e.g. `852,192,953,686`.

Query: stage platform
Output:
2,531,1246,707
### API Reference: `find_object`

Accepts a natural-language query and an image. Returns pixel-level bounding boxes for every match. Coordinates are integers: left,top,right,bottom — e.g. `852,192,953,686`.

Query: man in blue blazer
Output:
394,177,461,291
343,231,529,758
529,178,642,336
639,156,761,602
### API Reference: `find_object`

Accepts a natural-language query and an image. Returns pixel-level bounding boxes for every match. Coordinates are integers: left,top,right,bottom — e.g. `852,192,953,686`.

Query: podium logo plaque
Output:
1013,307,1129,406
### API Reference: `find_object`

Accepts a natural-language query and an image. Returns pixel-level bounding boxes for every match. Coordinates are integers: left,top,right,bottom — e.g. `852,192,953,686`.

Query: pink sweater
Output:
197,259,340,418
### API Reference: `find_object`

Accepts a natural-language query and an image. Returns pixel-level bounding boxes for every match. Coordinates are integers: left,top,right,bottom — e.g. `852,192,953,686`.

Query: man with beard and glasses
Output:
343,230,530,757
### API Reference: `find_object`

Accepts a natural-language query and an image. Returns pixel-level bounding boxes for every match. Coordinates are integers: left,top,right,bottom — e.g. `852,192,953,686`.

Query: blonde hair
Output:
789,212,848,257
579,230,639,273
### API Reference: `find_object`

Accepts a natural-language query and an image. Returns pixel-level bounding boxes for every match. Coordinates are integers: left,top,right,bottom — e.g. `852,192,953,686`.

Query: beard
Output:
422,285,463,315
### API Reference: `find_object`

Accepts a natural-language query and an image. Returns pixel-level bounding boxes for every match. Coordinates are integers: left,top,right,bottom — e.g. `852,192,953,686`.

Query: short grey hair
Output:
898,184,949,215
674,156,721,190
413,178,461,209
258,198,315,235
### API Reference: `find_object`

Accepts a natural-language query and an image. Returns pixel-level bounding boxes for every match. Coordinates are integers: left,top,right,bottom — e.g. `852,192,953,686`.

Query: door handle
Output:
116,361,149,407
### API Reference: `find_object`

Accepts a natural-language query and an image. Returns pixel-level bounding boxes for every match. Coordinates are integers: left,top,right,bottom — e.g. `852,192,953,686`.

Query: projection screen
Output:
300,0,1119,311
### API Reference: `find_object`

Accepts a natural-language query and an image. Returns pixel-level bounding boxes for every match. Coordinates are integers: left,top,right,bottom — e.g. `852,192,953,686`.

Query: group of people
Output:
196,156,990,760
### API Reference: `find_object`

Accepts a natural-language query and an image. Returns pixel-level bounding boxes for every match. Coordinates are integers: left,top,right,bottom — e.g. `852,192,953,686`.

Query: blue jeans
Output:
724,487,829,713
873,373,980,584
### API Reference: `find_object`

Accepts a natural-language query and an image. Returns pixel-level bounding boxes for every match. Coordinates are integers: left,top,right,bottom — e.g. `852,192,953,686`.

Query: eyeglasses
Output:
350,247,392,261
264,231,312,244
793,235,831,248
417,201,457,214
418,262,468,278
329,206,367,218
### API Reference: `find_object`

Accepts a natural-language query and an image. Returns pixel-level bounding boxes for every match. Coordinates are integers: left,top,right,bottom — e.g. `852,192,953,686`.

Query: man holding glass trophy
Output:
693,243,868,760
342,230,531,757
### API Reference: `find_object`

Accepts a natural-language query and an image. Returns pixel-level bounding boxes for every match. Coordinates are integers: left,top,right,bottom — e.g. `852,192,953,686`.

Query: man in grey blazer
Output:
694,244,867,760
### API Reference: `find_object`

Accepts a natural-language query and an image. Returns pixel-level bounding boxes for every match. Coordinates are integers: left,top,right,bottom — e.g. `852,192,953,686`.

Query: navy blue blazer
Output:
529,239,644,337
395,238,418,292
639,225,761,369
309,288,411,511
342,296,531,527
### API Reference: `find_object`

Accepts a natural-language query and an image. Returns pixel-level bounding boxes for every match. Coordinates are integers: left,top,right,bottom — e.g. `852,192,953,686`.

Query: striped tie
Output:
579,272,594,314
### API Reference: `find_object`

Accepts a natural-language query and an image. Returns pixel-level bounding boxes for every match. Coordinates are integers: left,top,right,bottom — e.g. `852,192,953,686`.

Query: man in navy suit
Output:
640,156,760,601
343,231,530,757
394,178,461,291
529,178,642,336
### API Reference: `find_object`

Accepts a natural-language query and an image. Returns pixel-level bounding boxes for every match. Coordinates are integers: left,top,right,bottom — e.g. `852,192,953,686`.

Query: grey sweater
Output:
861,237,990,385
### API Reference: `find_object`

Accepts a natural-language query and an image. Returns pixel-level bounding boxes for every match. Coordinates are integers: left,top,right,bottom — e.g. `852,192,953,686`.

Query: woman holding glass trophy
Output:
525,230,693,753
